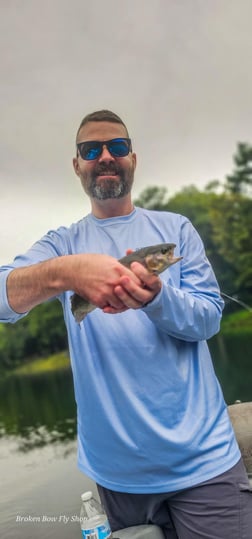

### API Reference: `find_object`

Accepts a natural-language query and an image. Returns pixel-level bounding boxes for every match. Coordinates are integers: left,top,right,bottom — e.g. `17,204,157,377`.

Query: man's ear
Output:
132,152,137,171
73,157,80,177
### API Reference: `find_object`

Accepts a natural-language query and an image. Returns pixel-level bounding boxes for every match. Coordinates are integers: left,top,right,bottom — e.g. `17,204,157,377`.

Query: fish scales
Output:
70,243,182,323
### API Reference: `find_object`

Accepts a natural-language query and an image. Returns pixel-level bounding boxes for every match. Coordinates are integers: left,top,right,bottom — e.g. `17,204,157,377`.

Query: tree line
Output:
135,141,252,309
0,142,251,372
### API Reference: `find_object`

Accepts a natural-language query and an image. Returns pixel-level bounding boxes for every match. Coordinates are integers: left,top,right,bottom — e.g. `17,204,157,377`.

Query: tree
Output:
134,182,252,310
210,193,252,300
134,186,169,210
226,142,252,196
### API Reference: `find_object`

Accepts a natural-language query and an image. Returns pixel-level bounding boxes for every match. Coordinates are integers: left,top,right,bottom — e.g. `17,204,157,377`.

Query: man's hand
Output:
70,254,142,312
103,261,162,314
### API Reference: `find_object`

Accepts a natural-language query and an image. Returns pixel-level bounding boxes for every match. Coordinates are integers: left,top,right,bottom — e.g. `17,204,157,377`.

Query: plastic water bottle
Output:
80,490,113,539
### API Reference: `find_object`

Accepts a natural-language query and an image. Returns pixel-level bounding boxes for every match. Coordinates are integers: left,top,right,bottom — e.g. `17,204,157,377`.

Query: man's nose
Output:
98,144,115,163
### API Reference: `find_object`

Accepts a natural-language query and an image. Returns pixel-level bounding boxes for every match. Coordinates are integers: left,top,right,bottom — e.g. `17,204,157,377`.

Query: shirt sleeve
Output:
0,228,69,323
142,219,225,342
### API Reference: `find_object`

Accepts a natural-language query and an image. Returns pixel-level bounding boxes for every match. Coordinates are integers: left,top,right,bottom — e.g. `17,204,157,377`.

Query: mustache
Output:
93,163,121,176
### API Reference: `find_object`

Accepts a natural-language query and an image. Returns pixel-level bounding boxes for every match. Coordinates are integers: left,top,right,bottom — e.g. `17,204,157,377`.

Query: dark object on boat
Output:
228,401,252,474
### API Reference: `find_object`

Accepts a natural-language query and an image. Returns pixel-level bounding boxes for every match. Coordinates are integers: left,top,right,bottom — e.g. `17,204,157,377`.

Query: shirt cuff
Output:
0,269,28,322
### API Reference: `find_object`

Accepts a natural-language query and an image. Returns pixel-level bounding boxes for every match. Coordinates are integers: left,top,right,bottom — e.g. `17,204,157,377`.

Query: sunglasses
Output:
76,138,132,161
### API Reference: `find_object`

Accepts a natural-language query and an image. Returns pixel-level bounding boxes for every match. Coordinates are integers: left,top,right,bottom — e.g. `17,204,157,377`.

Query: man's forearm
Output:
6,257,70,314
5,253,143,316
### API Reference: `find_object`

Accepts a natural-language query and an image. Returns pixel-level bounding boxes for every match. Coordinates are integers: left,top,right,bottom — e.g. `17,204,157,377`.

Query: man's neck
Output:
91,197,134,219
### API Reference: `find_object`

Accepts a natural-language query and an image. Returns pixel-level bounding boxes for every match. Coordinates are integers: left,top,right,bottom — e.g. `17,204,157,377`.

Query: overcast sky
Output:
1,0,252,264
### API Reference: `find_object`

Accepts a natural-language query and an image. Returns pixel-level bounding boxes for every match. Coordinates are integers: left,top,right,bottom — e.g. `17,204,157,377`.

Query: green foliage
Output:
134,186,169,210
226,142,252,195
220,311,252,336
9,351,70,377
134,142,252,311
209,193,252,297
0,300,67,372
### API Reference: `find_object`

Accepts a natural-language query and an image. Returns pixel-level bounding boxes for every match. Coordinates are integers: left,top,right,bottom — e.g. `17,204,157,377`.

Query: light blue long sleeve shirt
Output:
0,207,240,492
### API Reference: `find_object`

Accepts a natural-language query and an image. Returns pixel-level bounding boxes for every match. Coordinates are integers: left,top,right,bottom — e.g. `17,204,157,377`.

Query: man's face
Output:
73,121,137,201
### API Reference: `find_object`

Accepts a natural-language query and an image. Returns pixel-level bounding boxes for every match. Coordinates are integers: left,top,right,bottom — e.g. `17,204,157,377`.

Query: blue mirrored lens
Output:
85,145,101,160
78,139,131,160
107,140,129,157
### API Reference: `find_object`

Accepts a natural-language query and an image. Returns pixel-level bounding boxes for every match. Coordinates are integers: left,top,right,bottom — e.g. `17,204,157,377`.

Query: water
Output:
0,334,251,538
209,333,252,404
0,369,97,539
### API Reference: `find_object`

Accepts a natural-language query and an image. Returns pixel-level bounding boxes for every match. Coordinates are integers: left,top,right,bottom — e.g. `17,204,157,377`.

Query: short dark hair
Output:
76,109,129,140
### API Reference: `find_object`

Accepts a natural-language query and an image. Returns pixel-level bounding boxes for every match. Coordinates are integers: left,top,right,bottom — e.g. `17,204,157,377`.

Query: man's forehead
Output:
77,121,128,142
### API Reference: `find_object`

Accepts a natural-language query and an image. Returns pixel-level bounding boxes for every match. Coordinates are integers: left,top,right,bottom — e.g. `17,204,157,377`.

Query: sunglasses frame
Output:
76,138,132,161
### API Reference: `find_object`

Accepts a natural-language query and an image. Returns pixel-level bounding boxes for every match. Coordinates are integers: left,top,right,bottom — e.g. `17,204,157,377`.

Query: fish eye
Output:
161,248,168,254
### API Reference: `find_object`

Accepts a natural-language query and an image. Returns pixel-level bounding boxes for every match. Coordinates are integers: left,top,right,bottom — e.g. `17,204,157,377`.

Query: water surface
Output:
0,333,251,538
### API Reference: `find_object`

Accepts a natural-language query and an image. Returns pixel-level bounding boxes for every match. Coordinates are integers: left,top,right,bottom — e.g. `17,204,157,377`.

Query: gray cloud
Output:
1,0,252,263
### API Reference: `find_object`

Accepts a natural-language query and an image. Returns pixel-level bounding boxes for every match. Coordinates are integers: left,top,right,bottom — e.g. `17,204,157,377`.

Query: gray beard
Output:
89,177,132,200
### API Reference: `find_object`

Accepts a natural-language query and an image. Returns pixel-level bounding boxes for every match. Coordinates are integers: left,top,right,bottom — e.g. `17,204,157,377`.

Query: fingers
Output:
79,256,162,315
111,262,162,310
114,281,159,309
102,295,128,311
130,262,161,290
103,304,129,315
72,254,141,310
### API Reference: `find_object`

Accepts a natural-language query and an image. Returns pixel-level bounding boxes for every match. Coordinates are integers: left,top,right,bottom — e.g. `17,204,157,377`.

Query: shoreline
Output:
3,351,70,378
1,311,251,379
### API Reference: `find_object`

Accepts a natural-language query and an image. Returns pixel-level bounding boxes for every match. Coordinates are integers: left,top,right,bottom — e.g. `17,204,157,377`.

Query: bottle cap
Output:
81,491,93,501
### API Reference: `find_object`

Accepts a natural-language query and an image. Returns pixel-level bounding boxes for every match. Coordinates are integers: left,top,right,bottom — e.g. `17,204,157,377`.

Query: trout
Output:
70,243,182,323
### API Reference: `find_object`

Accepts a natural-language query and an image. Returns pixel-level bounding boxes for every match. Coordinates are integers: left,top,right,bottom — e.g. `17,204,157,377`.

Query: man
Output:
0,110,251,538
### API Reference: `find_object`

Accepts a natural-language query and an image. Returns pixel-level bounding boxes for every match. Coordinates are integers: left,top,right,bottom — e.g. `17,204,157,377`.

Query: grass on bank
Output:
9,351,70,377
220,310,252,335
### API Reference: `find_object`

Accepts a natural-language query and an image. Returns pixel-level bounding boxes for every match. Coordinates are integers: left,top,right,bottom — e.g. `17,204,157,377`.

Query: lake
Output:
0,333,251,539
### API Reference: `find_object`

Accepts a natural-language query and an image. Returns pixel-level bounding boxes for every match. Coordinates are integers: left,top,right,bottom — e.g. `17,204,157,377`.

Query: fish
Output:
70,243,182,323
